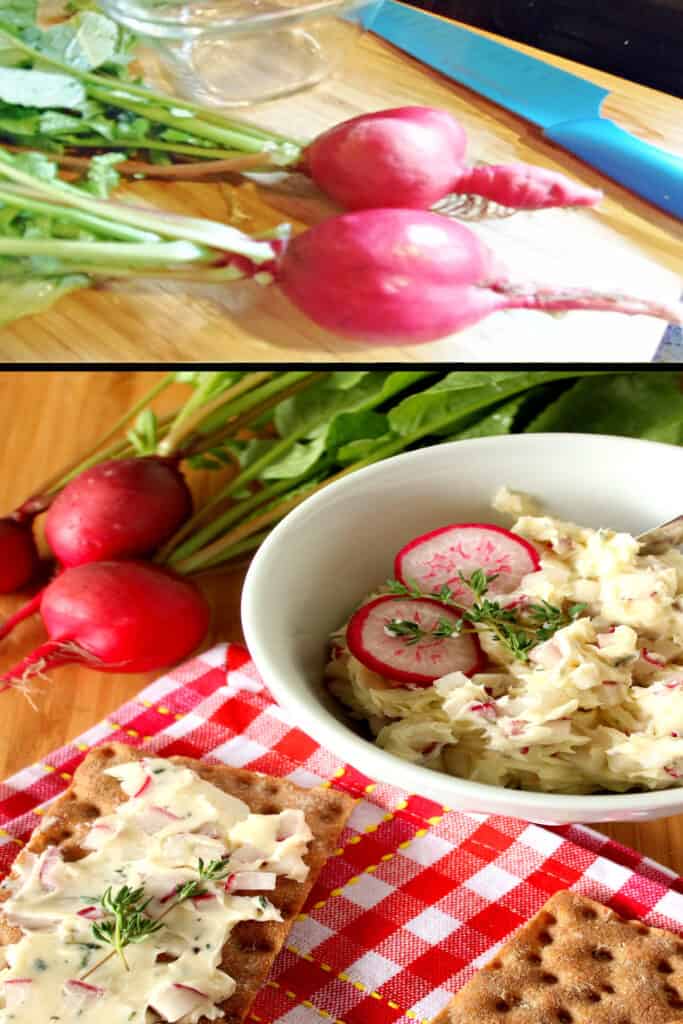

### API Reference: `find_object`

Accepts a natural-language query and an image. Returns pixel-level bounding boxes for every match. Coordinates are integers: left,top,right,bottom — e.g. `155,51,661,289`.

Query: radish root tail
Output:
0,588,45,643
0,639,98,692
491,283,683,323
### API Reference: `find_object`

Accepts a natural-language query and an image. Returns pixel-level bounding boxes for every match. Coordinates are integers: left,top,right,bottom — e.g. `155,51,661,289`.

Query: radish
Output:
3,979,33,1009
395,523,540,604
0,561,210,690
304,106,602,212
45,457,192,568
346,594,483,686
278,209,681,343
230,871,277,891
151,983,209,1021
0,517,39,593
305,107,467,211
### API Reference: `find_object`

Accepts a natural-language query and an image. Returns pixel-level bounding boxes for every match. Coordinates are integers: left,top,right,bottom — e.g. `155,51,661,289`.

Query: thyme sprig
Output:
385,571,586,662
81,855,234,980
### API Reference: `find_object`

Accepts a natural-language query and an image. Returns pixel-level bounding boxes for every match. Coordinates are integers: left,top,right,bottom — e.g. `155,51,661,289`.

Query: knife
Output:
369,0,683,219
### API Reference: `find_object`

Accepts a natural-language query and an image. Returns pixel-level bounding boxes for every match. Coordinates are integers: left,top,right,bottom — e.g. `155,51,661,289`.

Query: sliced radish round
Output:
346,595,483,686
395,523,540,604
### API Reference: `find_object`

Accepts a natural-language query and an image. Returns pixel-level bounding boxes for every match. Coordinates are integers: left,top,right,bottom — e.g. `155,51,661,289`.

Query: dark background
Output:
408,0,683,97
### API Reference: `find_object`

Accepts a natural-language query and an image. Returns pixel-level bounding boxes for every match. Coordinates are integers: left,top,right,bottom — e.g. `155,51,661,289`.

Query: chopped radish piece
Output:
151,983,209,1021
38,846,63,892
276,809,303,841
4,979,32,1009
5,910,62,930
133,774,152,798
63,979,104,1008
191,892,217,905
228,844,265,868
230,871,277,891
395,523,540,604
162,833,226,862
135,805,182,833
347,595,483,686
77,905,105,920
642,648,667,667
82,821,117,851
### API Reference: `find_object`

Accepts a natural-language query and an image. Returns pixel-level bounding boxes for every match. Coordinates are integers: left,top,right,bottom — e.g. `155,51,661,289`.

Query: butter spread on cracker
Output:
0,758,312,1022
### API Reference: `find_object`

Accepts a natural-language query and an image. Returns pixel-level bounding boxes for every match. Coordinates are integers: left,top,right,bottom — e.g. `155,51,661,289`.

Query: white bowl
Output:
242,433,683,824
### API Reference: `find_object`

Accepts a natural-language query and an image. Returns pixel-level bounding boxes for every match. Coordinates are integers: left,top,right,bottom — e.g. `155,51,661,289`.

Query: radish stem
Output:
0,28,301,157
159,372,272,457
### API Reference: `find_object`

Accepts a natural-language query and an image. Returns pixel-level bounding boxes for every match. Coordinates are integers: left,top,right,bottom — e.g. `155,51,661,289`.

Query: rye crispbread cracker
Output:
0,742,354,1024
434,890,683,1024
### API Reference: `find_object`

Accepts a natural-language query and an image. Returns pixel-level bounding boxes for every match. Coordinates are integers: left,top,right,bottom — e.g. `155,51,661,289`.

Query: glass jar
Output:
102,0,384,106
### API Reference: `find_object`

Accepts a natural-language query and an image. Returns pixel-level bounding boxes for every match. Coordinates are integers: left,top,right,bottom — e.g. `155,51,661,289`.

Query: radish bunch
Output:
304,106,604,213
0,456,210,688
344,522,539,686
269,105,682,343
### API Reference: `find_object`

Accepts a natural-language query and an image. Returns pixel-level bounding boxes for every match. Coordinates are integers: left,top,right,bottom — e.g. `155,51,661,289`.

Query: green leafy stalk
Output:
0,24,301,160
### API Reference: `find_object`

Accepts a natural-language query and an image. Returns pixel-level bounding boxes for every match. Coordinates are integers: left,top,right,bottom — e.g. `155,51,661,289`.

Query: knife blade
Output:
370,1,683,219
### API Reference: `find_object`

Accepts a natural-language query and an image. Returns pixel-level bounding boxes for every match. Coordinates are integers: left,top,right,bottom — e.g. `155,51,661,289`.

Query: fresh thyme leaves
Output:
384,572,587,662
385,616,458,645
85,885,162,976
173,855,233,903
81,855,238,980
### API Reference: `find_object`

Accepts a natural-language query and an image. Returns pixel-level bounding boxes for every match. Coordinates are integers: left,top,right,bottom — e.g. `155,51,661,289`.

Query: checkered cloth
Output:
2,644,683,1024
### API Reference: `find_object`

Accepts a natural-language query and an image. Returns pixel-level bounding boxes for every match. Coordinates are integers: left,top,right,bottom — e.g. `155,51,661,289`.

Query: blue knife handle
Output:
543,118,683,220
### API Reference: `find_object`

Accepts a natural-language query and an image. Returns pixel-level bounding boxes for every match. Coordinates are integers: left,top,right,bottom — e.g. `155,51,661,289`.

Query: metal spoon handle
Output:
637,514,683,555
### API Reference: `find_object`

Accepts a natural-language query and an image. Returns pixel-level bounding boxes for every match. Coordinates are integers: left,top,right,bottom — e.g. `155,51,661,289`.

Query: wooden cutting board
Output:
0,20,681,362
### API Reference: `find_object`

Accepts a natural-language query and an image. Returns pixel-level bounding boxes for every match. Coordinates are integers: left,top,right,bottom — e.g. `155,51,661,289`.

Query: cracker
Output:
434,890,683,1024
0,742,354,1024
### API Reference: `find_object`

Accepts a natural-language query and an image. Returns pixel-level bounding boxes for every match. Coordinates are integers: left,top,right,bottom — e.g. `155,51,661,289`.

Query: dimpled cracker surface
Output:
0,742,354,1024
434,890,683,1024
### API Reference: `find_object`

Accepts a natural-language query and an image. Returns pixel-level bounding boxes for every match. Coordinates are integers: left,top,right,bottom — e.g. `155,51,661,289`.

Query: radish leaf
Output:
0,68,86,108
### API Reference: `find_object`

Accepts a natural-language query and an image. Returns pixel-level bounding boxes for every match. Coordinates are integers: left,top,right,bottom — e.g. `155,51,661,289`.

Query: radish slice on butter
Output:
347,595,483,686
395,523,540,604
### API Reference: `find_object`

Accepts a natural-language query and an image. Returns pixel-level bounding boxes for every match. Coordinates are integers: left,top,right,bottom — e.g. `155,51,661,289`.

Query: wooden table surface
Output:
3,369,683,873
0,10,680,363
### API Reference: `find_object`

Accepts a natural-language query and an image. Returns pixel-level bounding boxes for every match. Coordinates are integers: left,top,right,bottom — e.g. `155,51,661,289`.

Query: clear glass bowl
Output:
102,0,384,106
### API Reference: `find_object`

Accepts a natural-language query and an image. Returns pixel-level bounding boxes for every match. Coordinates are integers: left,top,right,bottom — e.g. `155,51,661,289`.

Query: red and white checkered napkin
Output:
2,644,683,1024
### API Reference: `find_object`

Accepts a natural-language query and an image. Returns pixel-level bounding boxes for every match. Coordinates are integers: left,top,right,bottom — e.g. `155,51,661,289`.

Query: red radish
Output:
395,523,540,604
346,594,484,686
304,106,601,212
0,561,210,690
305,107,467,211
278,209,681,343
44,457,192,568
0,518,39,593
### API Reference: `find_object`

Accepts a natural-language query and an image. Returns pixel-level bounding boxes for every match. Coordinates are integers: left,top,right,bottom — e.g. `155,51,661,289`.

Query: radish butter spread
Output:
0,759,312,1022
327,488,683,795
